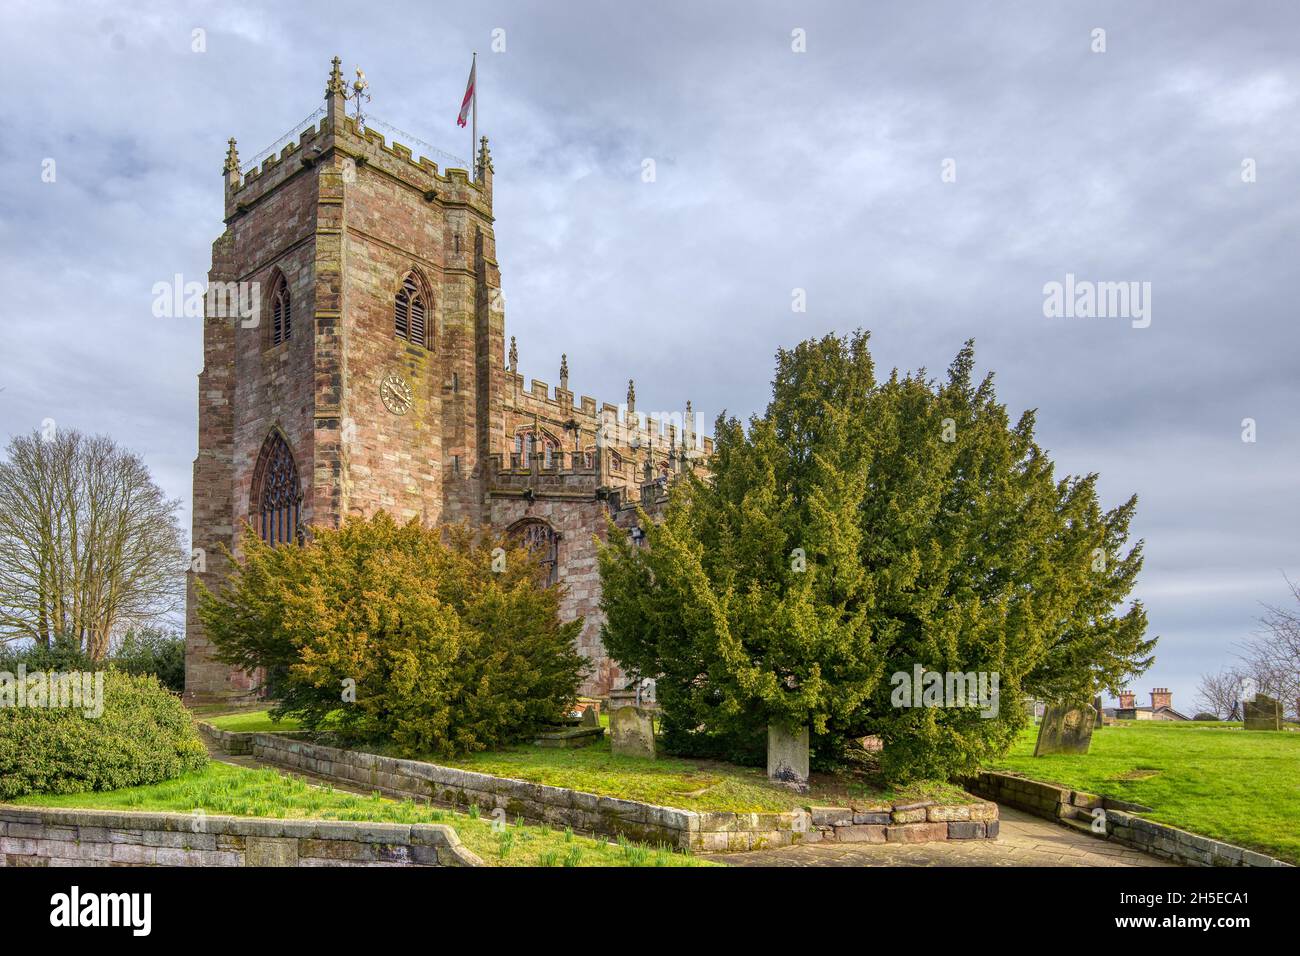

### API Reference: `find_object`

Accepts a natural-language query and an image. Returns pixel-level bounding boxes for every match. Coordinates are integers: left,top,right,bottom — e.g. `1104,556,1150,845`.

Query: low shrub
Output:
0,670,208,800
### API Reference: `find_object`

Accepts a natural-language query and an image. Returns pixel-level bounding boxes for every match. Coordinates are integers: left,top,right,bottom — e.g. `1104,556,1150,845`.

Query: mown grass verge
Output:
14,760,715,867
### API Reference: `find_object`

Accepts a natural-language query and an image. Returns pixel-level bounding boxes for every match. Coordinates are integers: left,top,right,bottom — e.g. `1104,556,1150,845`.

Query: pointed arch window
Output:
395,273,428,348
252,431,302,546
270,273,291,346
513,428,559,469
508,518,559,587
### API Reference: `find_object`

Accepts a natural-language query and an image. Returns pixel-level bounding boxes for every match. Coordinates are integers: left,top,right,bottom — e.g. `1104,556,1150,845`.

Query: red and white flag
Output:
457,57,476,128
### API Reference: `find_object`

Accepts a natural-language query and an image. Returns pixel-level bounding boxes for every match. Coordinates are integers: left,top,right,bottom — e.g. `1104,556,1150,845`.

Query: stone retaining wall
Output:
805,800,999,845
966,771,1291,868
203,724,996,853
0,804,482,867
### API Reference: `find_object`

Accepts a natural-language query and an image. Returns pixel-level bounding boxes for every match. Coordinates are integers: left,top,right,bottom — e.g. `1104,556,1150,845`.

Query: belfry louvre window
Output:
252,431,302,546
271,275,291,345
395,274,427,347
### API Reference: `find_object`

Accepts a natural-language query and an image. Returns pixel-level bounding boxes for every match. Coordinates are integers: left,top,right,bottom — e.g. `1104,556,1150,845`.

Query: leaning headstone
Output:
610,706,655,759
580,704,600,728
767,724,810,791
1243,694,1282,731
1033,701,1097,756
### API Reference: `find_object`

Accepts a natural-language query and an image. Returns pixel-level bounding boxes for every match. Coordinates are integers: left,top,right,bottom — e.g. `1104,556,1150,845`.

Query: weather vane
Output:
345,66,370,130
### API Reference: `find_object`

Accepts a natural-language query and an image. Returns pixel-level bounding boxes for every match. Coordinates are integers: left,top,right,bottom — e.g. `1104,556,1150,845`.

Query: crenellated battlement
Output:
486,452,673,515
230,115,474,190
223,63,486,224
504,366,713,458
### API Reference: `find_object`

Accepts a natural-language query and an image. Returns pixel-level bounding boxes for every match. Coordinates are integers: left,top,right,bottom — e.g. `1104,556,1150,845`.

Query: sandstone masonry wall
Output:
204,727,997,853
967,771,1292,867
0,804,480,868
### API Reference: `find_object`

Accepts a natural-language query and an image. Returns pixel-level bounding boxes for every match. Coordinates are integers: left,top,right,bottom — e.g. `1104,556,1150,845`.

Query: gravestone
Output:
580,704,600,728
1243,694,1282,731
767,724,810,791
1033,701,1097,756
608,686,638,712
610,706,655,759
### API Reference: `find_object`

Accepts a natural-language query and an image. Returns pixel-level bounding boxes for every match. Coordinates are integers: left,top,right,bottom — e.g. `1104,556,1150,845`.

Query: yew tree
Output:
598,331,1154,781
198,513,586,755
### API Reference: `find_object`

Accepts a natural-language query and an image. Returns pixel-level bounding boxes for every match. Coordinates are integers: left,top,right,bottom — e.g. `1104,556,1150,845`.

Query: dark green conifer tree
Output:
599,331,1154,781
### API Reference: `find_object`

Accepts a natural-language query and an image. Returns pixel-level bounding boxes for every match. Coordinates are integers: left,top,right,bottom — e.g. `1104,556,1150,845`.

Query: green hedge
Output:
0,670,207,800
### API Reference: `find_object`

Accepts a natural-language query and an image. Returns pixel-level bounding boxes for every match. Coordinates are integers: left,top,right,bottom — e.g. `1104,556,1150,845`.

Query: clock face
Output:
380,371,413,415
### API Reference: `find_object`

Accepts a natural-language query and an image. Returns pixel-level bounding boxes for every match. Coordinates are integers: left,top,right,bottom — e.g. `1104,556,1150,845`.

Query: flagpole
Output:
471,51,478,180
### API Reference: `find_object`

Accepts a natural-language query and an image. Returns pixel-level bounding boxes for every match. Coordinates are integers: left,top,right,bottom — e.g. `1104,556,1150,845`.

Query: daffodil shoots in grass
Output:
598,331,1154,782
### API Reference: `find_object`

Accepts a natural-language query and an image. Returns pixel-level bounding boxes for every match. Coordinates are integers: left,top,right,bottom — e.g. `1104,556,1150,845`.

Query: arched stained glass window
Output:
252,431,302,546
508,518,559,587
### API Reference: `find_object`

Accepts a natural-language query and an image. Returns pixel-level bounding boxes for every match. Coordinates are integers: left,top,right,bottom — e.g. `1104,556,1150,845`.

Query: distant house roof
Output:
1106,705,1191,721
1138,705,1191,721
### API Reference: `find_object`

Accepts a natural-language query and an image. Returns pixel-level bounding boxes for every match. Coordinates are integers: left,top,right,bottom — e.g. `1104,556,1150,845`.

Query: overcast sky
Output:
2,0,1297,712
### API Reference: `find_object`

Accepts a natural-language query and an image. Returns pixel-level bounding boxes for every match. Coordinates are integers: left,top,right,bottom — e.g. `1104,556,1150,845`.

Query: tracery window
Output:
508,518,559,587
270,272,291,346
395,273,428,347
251,431,302,546
513,428,560,468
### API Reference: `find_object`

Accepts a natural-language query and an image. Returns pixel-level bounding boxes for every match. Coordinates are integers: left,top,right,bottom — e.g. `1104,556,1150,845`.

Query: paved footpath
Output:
704,806,1175,867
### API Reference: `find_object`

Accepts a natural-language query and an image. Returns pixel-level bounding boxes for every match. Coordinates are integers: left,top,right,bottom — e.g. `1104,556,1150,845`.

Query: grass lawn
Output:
207,710,302,733
991,721,1300,863
13,761,714,867
200,708,972,812
424,737,974,812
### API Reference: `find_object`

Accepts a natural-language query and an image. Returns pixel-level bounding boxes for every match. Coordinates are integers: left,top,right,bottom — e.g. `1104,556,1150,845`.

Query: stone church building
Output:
184,59,710,703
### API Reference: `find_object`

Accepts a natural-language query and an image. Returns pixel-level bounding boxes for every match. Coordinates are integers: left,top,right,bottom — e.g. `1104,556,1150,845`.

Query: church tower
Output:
185,58,503,701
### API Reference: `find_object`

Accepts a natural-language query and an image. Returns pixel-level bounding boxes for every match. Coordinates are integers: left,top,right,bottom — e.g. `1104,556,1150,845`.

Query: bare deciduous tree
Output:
1196,667,1247,719
0,428,186,658
1241,581,1300,718
1200,578,1300,721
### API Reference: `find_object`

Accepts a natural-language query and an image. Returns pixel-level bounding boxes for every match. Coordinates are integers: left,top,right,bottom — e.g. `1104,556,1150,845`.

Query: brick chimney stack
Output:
1150,688,1172,711
1118,690,1135,710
